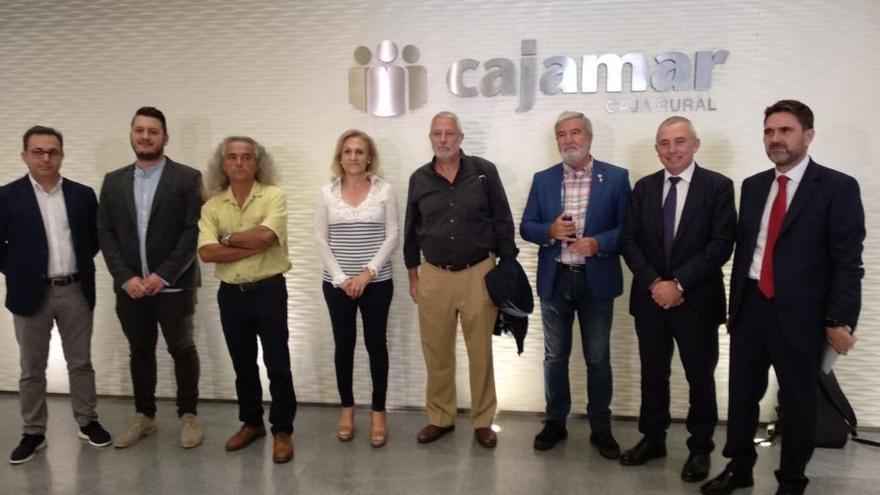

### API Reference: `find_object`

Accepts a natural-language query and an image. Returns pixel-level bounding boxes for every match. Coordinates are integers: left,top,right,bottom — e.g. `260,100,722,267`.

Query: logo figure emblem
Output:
349,40,427,117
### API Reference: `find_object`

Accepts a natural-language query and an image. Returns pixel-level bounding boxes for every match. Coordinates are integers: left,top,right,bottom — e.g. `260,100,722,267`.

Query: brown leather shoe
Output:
475,427,497,448
417,424,454,444
225,425,266,451
272,432,294,463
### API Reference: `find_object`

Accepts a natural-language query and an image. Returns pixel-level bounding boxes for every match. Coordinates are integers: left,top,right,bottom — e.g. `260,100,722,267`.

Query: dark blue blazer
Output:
729,160,864,352
0,175,99,316
620,164,736,325
520,160,630,300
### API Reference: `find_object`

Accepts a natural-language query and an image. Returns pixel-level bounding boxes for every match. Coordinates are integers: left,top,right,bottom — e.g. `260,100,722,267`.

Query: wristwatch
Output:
365,266,377,278
220,233,233,246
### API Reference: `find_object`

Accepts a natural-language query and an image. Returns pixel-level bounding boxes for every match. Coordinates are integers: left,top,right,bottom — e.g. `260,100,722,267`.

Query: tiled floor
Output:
1,394,877,494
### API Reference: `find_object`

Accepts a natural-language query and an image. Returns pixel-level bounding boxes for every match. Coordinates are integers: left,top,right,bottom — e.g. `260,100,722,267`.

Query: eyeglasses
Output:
29,149,63,160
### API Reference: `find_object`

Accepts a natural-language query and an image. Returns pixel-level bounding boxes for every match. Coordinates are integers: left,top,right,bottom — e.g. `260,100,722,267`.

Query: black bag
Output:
771,370,880,448
815,370,856,448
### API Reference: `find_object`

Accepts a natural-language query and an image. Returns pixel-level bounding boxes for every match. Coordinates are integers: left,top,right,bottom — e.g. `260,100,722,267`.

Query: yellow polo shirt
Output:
198,181,290,283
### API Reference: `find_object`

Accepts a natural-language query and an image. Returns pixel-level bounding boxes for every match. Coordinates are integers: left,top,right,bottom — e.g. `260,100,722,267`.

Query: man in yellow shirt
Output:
197,136,296,464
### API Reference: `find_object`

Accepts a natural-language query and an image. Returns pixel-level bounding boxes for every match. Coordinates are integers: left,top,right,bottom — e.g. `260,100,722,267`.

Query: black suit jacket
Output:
729,160,864,351
621,164,736,326
97,158,203,290
0,175,99,315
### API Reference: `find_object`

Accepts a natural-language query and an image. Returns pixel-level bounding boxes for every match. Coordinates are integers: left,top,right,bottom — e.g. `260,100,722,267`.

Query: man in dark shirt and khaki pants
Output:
404,111,517,448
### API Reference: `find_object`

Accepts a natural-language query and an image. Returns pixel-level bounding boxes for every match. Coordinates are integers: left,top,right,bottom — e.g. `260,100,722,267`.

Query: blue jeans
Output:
541,268,614,432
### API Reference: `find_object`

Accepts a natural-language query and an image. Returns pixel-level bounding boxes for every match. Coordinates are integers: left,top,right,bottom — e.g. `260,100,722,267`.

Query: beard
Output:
132,140,165,162
561,147,588,166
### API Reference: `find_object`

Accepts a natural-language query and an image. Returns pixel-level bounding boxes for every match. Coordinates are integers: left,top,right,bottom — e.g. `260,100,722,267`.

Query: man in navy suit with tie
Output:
619,117,736,481
521,111,630,457
701,101,863,495
1,126,110,464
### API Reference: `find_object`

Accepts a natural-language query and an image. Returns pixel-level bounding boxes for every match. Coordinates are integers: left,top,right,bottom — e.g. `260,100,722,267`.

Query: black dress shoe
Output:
533,420,567,451
700,469,754,494
681,452,711,482
620,437,666,466
589,430,620,460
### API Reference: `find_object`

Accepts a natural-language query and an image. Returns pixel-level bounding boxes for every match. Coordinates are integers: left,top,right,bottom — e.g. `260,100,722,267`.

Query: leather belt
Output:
557,262,585,272
46,273,79,286
221,274,284,292
431,254,490,272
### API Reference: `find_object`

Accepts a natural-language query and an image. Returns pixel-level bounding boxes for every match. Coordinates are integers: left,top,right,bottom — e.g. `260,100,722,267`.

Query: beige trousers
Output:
417,257,497,428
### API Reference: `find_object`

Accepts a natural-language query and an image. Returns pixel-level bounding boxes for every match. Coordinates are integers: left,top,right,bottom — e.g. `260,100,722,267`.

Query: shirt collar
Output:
222,180,264,206
664,161,696,184
775,155,810,184
28,174,64,194
562,158,593,177
134,157,167,178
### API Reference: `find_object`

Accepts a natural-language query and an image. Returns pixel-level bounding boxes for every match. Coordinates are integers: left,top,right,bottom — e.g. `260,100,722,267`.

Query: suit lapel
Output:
19,178,49,246
548,163,563,218
743,169,775,255
779,160,818,237
672,164,703,250
585,161,605,235
150,160,173,218
121,165,137,225
646,170,666,249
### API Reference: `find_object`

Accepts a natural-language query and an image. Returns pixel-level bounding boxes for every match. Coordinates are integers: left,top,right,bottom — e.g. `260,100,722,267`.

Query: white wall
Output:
0,0,877,425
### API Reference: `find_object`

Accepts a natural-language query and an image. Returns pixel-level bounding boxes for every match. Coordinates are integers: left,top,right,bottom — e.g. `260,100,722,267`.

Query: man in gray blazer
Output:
97,107,204,449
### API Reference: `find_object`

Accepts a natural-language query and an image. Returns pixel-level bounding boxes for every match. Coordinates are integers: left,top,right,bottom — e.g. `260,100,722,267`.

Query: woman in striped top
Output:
316,129,398,448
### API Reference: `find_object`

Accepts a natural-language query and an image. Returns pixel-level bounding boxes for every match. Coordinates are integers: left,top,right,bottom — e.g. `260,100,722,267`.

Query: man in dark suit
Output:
1,126,110,464
619,117,736,481
521,111,630,457
701,100,863,495
97,107,204,449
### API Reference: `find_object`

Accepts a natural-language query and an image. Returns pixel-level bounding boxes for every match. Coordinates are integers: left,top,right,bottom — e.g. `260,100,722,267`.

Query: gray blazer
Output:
97,158,203,290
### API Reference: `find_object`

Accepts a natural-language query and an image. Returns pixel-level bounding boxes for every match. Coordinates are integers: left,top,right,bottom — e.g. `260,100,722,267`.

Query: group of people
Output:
0,100,863,495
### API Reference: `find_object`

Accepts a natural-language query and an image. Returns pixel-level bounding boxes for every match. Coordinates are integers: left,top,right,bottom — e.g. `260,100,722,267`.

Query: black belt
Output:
557,262,585,272
221,274,284,292
46,273,79,286
431,254,490,272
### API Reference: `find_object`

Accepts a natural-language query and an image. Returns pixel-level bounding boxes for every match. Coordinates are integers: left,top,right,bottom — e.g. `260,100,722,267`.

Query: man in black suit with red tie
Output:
620,116,736,482
701,100,863,495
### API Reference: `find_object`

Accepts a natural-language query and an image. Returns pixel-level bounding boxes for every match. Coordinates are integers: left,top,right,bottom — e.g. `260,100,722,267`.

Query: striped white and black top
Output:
315,176,399,287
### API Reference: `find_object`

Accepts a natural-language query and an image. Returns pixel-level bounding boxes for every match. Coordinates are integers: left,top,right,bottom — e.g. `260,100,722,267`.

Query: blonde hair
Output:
330,129,381,180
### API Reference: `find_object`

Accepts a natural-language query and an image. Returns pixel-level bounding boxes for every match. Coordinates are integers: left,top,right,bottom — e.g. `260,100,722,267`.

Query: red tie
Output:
758,175,790,298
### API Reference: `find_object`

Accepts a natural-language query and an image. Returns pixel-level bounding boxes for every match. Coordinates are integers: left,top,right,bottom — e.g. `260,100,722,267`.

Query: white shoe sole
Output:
9,438,47,464
78,431,113,448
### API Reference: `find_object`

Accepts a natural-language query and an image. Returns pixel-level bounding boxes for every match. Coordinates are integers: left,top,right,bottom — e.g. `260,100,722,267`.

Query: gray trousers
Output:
13,282,98,434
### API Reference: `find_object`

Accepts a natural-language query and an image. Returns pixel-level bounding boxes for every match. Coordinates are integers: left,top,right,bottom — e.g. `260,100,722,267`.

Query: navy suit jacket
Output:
729,160,864,352
520,160,630,300
0,175,98,316
620,164,736,326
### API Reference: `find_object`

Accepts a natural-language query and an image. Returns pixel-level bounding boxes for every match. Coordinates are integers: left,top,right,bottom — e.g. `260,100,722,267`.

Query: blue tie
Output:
663,177,681,265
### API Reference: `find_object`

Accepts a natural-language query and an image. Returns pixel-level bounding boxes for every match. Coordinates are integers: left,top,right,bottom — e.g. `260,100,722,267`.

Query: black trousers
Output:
116,289,199,417
219,275,297,434
634,304,718,453
322,279,392,411
723,280,820,492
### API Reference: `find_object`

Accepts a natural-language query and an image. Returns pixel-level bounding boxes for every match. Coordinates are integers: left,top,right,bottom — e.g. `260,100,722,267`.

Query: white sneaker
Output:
179,413,203,449
113,413,157,448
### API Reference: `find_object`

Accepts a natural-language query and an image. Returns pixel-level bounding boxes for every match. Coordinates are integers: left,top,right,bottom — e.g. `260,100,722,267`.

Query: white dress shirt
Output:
29,175,77,277
663,161,696,237
748,155,810,280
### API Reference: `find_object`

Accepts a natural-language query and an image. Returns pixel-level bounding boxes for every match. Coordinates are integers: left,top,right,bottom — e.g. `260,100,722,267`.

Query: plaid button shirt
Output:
560,160,592,265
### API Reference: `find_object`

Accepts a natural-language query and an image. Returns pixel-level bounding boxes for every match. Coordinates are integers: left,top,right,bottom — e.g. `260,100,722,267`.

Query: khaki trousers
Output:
418,257,497,428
